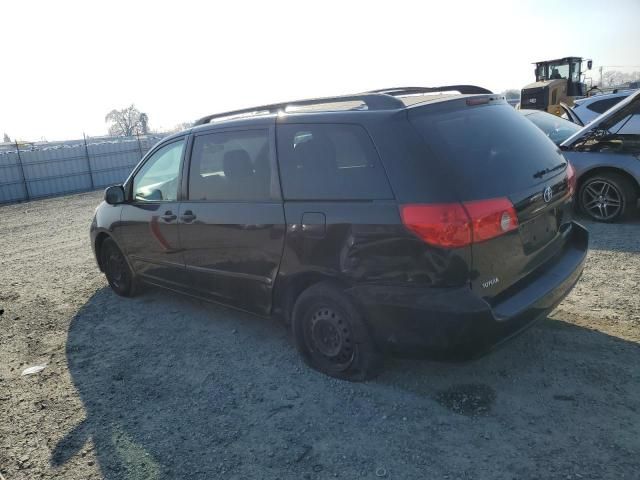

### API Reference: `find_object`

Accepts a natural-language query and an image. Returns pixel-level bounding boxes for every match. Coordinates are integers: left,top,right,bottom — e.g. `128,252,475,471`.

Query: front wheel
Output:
578,173,636,222
291,283,383,381
100,238,137,297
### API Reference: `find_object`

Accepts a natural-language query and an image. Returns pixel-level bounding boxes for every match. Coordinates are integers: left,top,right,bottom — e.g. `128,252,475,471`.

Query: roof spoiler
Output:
369,85,493,96
193,93,405,126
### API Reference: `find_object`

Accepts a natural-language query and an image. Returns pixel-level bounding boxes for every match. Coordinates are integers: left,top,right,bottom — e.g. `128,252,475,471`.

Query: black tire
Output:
100,238,137,297
578,173,637,222
291,282,383,381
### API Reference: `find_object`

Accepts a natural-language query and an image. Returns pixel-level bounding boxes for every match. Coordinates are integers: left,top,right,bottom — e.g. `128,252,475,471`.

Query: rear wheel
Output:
100,237,137,297
292,283,382,381
578,173,636,222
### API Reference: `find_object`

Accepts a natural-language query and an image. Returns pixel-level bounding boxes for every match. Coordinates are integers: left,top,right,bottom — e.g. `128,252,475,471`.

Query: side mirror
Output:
104,185,125,205
587,60,593,70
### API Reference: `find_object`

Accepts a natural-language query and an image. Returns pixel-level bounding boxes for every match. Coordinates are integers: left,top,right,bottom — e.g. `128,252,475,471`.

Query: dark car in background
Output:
91,86,588,380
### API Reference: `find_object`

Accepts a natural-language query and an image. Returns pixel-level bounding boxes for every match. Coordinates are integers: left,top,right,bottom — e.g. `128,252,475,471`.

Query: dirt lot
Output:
1,191,639,480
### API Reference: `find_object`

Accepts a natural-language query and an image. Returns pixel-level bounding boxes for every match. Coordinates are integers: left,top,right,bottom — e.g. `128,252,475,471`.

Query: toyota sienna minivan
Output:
91,86,588,380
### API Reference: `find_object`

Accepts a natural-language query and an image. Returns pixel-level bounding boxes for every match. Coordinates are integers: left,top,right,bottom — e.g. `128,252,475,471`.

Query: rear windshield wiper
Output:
533,162,566,179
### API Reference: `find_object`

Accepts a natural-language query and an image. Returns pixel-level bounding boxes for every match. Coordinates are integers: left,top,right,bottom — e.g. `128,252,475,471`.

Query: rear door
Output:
119,137,187,286
275,122,402,288
179,125,285,315
409,99,574,301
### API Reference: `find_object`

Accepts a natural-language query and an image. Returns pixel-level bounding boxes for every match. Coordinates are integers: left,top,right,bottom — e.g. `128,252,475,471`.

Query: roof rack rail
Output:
369,85,493,96
193,93,405,126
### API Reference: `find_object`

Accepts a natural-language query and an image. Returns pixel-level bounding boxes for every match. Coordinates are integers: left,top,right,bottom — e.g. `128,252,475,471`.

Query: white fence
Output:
0,135,166,204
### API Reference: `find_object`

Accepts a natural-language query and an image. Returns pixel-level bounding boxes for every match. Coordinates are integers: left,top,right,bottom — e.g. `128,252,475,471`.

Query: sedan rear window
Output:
522,111,581,145
409,103,567,199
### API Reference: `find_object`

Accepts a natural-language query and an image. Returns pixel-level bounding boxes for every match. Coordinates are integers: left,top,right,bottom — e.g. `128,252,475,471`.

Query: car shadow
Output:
52,287,640,479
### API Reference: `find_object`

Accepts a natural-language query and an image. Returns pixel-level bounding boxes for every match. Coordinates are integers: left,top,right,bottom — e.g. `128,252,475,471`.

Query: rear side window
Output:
409,103,566,199
586,97,624,114
277,124,392,200
188,130,274,201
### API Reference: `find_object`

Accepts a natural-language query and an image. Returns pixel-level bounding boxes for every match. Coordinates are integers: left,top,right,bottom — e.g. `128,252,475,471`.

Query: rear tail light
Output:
566,161,577,196
400,204,471,248
462,198,519,243
400,198,519,248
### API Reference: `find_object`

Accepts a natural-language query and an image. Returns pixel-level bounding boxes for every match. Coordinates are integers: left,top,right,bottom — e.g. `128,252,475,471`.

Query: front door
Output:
179,126,285,315
119,137,187,286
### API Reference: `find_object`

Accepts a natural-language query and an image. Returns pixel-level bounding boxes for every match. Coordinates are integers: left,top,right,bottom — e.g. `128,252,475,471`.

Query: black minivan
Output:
91,86,588,380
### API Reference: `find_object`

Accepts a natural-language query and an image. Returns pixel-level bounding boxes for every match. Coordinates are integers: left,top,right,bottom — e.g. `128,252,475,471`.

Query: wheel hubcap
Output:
308,308,354,367
107,251,126,289
582,180,622,220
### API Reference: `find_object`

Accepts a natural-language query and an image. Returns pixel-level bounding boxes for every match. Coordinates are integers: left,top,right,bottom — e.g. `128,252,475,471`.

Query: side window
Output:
133,139,184,202
188,130,273,201
277,124,392,200
587,97,623,114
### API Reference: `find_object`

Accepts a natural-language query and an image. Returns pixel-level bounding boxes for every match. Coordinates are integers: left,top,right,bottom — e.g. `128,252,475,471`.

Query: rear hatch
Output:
408,96,574,302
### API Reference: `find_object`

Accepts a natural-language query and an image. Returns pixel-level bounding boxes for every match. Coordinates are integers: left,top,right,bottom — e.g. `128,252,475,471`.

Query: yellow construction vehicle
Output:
520,57,592,116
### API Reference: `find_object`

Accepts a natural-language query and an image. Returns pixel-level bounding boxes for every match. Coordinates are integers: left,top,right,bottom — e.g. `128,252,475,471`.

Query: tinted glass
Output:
277,124,392,200
587,97,624,114
523,111,581,145
410,103,566,199
188,130,273,201
133,139,184,201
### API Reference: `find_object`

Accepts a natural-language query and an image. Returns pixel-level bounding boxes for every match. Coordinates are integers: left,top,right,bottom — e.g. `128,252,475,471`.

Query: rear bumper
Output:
351,222,588,359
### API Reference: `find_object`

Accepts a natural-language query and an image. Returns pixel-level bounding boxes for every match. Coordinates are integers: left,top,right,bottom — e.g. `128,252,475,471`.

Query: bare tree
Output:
601,70,640,88
501,89,521,100
105,105,150,136
170,121,193,133
3,133,10,143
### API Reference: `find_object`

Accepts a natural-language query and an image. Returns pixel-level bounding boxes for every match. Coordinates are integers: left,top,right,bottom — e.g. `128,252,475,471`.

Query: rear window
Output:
523,111,581,145
277,123,393,200
409,103,566,199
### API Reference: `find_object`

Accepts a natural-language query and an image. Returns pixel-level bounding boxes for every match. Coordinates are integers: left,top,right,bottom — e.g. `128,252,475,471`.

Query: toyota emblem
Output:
543,186,553,203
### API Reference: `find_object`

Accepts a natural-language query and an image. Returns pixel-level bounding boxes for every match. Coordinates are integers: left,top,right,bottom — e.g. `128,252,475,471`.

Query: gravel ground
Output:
1,191,639,480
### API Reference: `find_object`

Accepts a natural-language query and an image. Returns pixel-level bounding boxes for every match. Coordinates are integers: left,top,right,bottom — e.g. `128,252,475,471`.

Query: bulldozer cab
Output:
521,56,590,115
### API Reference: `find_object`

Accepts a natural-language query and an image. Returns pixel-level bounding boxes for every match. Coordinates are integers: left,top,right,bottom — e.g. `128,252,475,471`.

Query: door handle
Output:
160,211,177,222
181,210,197,222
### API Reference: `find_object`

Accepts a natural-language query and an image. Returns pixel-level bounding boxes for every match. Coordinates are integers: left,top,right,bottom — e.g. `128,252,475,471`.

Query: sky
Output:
1,0,639,141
